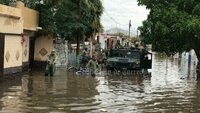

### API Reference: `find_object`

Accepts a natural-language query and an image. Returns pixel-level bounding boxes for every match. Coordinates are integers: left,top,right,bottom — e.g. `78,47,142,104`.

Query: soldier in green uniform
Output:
87,56,98,77
79,48,89,69
115,40,123,49
46,50,57,76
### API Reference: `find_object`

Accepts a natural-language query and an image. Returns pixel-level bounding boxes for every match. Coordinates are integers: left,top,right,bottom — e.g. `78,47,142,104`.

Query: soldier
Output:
115,40,123,48
79,48,89,68
87,56,98,77
101,50,107,65
45,50,57,76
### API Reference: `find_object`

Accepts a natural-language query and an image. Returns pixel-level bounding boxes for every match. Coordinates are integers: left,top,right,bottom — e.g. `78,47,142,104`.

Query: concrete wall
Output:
180,50,198,77
0,4,21,18
0,4,23,73
34,36,54,61
0,2,39,74
22,35,29,62
16,1,39,31
0,4,23,34
4,35,22,68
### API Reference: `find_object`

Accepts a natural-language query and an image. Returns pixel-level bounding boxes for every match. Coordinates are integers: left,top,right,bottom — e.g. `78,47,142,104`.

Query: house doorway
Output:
0,34,5,75
29,37,35,69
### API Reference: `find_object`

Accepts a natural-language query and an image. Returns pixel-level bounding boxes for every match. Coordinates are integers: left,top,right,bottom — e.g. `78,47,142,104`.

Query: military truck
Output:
106,48,152,72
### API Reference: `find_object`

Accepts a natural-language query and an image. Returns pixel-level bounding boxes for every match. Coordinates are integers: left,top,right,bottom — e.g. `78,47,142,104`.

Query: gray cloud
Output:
101,0,149,35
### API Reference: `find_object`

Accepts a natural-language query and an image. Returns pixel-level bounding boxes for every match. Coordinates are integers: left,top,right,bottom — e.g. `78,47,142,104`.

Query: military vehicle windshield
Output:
110,50,140,59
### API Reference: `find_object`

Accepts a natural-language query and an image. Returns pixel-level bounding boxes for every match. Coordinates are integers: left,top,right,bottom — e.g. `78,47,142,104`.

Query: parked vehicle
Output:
106,48,152,72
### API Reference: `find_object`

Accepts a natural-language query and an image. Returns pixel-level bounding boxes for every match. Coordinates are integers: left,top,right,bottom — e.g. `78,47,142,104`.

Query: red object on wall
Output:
21,36,24,44
21,35,28,44
109,39,113,49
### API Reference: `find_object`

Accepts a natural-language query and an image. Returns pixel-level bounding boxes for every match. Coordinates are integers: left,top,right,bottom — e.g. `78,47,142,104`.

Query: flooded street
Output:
1,53,200,113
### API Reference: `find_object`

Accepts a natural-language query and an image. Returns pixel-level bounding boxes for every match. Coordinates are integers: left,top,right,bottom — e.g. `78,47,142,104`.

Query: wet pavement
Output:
0,53,200,113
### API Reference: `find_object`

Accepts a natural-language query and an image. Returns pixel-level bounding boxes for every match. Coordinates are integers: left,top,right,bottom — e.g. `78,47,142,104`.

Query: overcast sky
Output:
101,0,149,35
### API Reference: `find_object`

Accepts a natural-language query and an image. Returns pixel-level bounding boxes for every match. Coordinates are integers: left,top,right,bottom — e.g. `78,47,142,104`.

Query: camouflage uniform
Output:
87,58,97,77
79,49,88,68
46,51,57,76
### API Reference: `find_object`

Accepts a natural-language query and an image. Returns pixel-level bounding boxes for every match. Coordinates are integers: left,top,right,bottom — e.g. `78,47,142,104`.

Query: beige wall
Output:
22,35,29,62
34,36,54,61
0,16,23,34
0,4,21,18
0,4,23,34
0,2,39,34
16,1,39,31
4,35,22,68
0,2,39,73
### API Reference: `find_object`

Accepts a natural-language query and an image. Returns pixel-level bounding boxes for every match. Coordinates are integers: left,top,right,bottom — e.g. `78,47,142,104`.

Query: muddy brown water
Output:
0,53,200,113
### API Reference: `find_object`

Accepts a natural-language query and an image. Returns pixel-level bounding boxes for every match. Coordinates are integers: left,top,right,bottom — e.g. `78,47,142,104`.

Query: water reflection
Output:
0,53,200,112
29,70,99,113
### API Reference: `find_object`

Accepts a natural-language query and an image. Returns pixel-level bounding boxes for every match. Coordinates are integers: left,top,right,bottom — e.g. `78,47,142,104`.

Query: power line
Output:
113,0,138,6
112,0,136,12
102,0,138,27
104,11,129,26
102,0,141,33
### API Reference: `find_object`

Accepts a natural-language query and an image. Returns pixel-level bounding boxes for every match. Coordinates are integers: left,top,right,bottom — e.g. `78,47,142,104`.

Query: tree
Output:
31,0,63,36
54,0,103,55
138,0,200,75
1,0,104,56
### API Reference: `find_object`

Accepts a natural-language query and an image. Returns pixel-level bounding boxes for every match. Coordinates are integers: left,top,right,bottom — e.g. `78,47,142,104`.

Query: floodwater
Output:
1,53,200,113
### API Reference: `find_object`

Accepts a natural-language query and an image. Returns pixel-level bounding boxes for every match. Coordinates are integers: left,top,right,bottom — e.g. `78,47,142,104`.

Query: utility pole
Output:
76,0,81,69
128,20,131,47
76,0,81,56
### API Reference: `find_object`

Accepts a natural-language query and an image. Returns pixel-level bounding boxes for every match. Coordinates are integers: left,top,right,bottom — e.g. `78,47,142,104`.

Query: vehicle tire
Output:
110,68,114,74
67,66,78,72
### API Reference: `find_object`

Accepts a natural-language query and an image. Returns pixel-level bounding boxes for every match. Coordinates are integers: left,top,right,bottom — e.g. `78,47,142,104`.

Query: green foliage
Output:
34,3,57,36
0,0,15,5
138,0,200,56
33,0,63,36
0,0,103,40
55,0,103,41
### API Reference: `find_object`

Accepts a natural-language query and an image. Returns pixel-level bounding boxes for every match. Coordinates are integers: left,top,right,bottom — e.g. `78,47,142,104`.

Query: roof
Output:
111,48,141,52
